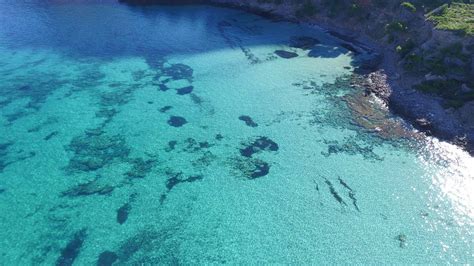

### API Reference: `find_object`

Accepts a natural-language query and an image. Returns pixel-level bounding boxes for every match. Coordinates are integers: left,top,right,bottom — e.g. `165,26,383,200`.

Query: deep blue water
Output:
0,1,473,264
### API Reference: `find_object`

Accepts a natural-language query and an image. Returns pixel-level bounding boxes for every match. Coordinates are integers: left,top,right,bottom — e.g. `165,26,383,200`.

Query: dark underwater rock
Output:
44,131,59,141
190,93,203,105
95,108,118,125
191,151,217,168
159,106,173,113
238,115,258,127
0,142,35,173
61,178,114,197
165,140,177,152
166,171,203,191
308,45,347,58
0,142,13,172
240,137,279,158
56,229,87,266
117,203,131,225
250,160,270,179
159,194,167,204
125,158,157,179
163,63,193,81
396,234,407,248
274,50,298,59
176,86,193,95
114,228,167,264
85,127,105,137
290,36,320,50
182,138,213,153
158,83,170,91
97,251,118,266
100,89,133,107
234,157,271,179
167,116,187,127
165,172,181,191
18,85,31,91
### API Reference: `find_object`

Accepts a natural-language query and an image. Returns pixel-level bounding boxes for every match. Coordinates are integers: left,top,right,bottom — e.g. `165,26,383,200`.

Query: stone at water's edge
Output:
289,36,320,50
274,50,298,59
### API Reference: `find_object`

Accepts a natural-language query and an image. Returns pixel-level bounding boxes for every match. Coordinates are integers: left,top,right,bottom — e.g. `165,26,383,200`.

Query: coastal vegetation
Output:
428,3,474,36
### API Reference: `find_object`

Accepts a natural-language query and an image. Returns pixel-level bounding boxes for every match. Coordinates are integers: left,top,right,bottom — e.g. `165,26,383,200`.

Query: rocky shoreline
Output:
119,0,474,155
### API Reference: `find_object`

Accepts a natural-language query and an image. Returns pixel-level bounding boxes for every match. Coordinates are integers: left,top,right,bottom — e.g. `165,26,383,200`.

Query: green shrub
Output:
401,2,417,12
385,21,409,34
403,52,424,71
427,3,474,36
396,38,416,56
413,79,474,108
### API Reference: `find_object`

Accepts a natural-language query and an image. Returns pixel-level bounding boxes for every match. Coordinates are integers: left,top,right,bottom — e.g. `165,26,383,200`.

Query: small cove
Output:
0,1,473,264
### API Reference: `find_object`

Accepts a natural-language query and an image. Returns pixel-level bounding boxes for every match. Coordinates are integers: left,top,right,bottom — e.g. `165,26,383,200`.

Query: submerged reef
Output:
232,157,271,179
125,158,158,179
159,105,173,113
0,142,14,172
182,138,213,153
0,141,36,173
322,138,383,162
117,193,137,225
97,251,118,266
61,176,114,197
165,140,178,152
232,136,280,179
167,116,187,127
66,133,131,173
165,171,204,191
44,131,59,141
110,227,180,264
274,50,298,59
176,86,194,95
117,203,131,225
239,136,279,158
162,63,194,81
55,229,87,266
238,115,258,127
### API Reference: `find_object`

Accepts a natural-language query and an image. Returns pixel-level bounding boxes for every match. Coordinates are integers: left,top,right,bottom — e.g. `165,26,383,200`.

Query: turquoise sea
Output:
0,1,473,264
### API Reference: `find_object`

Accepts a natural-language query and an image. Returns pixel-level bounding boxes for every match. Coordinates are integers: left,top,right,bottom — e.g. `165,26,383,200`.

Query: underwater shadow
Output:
0,1,367,65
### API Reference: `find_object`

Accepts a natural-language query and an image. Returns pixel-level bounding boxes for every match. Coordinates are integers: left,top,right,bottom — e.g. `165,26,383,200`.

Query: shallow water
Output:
0,1,473,264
